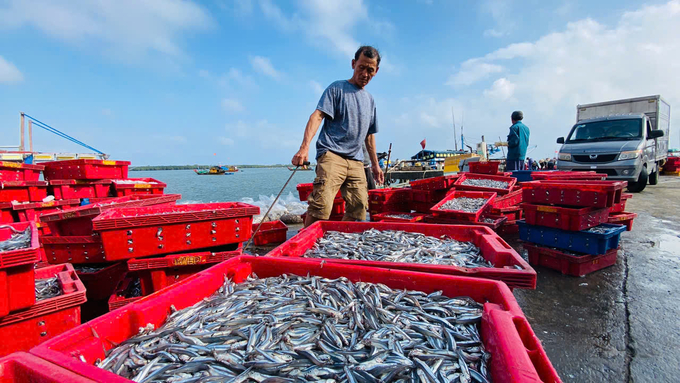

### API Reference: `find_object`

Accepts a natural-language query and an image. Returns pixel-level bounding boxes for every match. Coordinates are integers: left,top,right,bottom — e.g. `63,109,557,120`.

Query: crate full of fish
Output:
92,202,259,261
430,190,496,222
521,203,611,231
1,222,42,317
127,250,242,296
42,160,130,181
371,211,427,223
410,188,447,203
41,236,106,264
468,160,501,174
0,161,44,182
48,179,113,200
524,243,619,277
268,221,536,289
518,221,626,255
41,194,181,237
608,212,637,231
409,174,459,190
522,180,627,208
424,213,508,230
251,220,288,246
0,263,86,357
110,178,166,197
0,352,98,382
30,255,559,382
454,173,516,195
74,263,128,301
0,181,48,203
530,171,607,181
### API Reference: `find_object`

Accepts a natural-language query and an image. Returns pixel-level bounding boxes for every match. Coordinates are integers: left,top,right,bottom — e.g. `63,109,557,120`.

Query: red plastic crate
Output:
0,161,44,182
0,181,48,203
455,173,516,195
41,236,106,264
31,255,558,382
469,160,501,174
409,175,459,190
110,178,166,196
127,250,242,296
0,203,13,224
368,187,411,203
74,262,127,301
522,203,610,231
0,221,41,268
301,212,344,222
0,352,97,382
0,263,86,357
410,188,447,203
12,200,81,236
424,214,508,230
331,199,345,215
296,183,341,202
42,160,130,181
531,171,607,181
371,211,426,223
409,200,436,213
269,221,535,289
430,190,496,222
92,202,259,261
489,205,523,221
107,276,142,311
498,221,520,235
0,264,36,319
525,243,618,277
610,193,632,214
490,188,523,209
48,180,112,200
522,180,626,208
41,194,181,237
608,212,637,231
252,220,288,246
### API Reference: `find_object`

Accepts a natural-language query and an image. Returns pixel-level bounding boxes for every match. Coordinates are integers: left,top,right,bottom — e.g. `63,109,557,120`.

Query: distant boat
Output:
288,165,313,171
195,166,227,175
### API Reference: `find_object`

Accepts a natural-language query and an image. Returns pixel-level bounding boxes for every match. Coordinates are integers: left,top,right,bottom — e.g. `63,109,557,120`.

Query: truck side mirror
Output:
649,130,664,138
556,137,565,144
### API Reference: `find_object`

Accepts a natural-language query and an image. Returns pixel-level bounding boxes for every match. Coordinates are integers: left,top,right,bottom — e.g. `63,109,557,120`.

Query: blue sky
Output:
1,0,680,165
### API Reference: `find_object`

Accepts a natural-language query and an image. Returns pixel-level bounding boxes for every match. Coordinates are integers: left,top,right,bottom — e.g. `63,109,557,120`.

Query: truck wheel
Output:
627,167,648,193
649,164,659,185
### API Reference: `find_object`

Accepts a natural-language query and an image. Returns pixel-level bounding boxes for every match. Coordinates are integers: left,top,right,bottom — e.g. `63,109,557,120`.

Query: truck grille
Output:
573,154,617,163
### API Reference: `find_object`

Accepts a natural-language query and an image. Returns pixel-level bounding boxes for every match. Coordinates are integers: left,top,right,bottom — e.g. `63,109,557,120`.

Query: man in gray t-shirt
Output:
292,46,384,227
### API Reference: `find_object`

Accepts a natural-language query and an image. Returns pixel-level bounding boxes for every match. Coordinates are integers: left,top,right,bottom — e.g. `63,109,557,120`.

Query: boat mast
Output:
452,107,458,152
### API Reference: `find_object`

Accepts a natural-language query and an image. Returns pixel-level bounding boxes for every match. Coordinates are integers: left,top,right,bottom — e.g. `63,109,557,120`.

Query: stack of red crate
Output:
297,183,346,220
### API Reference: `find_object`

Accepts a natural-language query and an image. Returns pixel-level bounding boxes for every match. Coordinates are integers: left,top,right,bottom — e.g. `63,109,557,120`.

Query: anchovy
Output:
302,229,492,268
461,178,509,190
439,198,489,213
0,225,32,252
585,226,610,234
74,265,108,273
35,277,62,301
383,214,415,220
98,274,492,383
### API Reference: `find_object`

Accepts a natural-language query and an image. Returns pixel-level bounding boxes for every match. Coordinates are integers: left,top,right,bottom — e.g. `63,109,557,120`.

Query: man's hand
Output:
291,148,309,166
372,164,384,185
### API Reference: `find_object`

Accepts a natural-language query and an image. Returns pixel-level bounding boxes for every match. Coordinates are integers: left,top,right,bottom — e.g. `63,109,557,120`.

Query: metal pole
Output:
384,143,392,186
20,112,24,151
28,120,33,152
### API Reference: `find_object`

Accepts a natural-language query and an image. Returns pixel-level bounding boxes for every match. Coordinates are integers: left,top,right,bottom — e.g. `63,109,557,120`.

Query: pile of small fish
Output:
74,265,108,273
480,217,497,224
35,277,62,301
303,229,492,268
99,274,492,383
0,225,32,253
118,278,142,298
383,213,415,220
585,226,610,234
439,197,489,213
461,178,509,190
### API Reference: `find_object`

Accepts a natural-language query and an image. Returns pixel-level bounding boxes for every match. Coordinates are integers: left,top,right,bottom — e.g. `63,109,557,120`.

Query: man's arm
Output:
507,126,520,148
365,134,384,185
292,110,325,166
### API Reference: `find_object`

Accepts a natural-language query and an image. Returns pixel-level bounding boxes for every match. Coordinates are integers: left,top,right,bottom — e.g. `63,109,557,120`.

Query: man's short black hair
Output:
355,46,381,65
511,111,524,121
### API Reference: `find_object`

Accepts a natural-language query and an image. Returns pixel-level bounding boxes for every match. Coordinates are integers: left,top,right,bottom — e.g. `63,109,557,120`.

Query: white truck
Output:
556,95,670,192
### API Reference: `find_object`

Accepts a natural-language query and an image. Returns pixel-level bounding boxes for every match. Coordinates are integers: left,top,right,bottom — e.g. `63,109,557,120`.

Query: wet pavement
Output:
513,176,680,383
247,178,680,382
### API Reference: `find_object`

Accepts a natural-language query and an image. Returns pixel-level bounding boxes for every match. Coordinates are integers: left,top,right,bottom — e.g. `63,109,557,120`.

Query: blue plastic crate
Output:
517,221,626,255
511,170,534,182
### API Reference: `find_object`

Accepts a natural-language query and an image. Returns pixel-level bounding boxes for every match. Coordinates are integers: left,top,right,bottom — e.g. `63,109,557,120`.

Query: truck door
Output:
645,119,655,167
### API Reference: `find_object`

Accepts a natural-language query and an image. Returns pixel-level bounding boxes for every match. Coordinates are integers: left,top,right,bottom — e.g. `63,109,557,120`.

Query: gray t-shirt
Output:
315,80,378,162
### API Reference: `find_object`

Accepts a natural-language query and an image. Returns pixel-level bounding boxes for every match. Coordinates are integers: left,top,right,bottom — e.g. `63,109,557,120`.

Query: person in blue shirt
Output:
506,111,530,171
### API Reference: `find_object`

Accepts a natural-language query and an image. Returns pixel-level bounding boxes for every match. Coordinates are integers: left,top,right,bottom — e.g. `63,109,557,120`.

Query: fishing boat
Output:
195,166,229,175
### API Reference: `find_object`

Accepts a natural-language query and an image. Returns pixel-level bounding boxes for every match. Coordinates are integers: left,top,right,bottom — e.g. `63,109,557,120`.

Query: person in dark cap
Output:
505,111,530,171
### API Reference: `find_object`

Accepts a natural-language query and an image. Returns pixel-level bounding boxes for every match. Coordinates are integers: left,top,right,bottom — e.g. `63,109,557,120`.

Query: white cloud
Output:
249,56,282,80
483,78,516,100
483,29,505,38
0,56,23,83
309,80,324,95
219,137,235,146
224,119,298,149
258,0,296,31
221,98,245,113
446,60,504,86
0,0,213,59
480,0,515,37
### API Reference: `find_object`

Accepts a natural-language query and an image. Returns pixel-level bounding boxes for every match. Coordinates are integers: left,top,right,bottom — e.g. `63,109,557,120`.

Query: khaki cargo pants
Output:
307,151,368,220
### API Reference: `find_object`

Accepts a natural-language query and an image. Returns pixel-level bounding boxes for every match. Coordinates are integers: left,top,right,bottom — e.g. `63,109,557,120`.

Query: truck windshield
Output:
566,119,642,143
